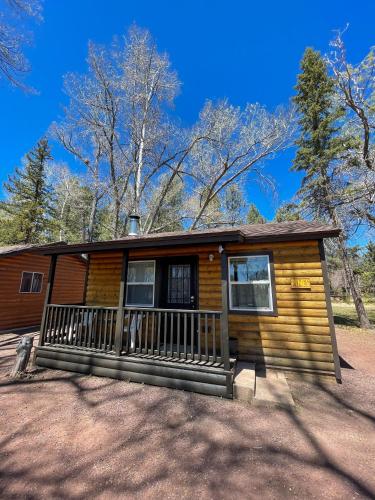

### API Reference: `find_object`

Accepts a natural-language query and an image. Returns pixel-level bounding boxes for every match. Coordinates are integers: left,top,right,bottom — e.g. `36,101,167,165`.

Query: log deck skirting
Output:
35,231,342,397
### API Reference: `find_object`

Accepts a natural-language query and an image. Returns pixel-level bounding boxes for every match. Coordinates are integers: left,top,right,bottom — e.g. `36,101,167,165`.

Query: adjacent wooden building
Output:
34,221,342,398
0,244,87,332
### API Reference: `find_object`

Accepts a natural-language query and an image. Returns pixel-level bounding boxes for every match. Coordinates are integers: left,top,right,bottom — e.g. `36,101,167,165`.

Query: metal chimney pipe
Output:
128,214,140,236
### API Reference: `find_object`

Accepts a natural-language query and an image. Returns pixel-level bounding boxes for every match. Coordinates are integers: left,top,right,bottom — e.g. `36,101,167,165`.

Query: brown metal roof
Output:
0,242,88,263
0,242,67,257
39,220,340,255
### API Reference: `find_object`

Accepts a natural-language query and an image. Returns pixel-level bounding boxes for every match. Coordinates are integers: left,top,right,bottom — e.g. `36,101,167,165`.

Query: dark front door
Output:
160,257,197,310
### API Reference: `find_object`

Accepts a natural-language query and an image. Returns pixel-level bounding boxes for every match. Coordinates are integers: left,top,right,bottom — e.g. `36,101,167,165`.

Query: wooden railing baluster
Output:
169,312,174,357
150,312,155,354
162,312,167,356
176,312,180,359
190,312,194,360
183,313,187,360
197,313,201,361
40,305,225,365
157,311,161,355
204,314,208,362
144,311,149,354
212,314,216,363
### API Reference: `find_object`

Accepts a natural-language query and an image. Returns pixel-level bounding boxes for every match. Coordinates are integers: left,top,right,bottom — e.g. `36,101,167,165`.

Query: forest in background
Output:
0,2,374,327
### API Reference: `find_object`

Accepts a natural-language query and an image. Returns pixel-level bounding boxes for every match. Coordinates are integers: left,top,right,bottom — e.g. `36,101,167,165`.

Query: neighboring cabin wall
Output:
0,253,87,331
84,240,336,375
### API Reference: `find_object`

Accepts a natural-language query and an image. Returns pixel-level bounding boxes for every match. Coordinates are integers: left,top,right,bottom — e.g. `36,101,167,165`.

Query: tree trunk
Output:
337,233,371,329
10,336,34,378
87,192,99,243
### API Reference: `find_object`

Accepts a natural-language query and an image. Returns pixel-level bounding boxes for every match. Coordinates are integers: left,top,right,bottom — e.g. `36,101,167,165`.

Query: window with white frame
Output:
228,254,274,312
125,260,155,307
19,272,44,293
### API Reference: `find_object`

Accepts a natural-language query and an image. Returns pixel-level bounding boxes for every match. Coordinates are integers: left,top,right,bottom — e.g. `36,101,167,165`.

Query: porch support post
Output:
220,248,231,372
319,240,342,382
115,250,128,356
38,254,57,347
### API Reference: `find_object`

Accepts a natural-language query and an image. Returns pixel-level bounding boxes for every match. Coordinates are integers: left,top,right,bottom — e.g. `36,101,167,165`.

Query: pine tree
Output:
246,203,266,224
0,139,54,244
223,184,246,226
274,202,301,222
359,243,375,297
293,48,371,329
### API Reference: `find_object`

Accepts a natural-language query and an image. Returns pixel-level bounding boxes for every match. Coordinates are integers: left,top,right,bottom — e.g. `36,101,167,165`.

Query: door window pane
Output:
167,264,191,304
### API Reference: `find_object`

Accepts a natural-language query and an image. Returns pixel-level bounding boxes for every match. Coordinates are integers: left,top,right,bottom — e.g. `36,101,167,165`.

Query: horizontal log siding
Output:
0,254,87,331
84,240,336,375
85,251,123,306
225,240,335,373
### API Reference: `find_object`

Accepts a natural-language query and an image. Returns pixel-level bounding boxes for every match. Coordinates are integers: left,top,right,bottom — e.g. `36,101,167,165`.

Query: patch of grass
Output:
332,301,375,329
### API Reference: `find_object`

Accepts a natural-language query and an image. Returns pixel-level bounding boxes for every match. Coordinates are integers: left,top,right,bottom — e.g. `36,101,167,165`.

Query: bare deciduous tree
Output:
0,0,42,89
327,30,375,227
187,100,295,229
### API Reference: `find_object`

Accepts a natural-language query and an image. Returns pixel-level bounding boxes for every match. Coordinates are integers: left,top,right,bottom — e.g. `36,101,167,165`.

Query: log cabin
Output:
34,219,341,398
0,244,87,332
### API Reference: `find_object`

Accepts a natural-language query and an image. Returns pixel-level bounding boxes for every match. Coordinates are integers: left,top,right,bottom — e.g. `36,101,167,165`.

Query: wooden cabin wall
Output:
0,254,86,331
51,255,87,305
84,240,336,375
225,240,335,374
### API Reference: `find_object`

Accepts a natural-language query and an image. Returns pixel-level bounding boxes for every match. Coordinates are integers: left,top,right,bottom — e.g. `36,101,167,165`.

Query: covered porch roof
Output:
38,220,340,256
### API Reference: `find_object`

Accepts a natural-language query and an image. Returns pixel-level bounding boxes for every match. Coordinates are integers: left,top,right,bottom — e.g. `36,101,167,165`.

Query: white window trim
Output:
125,260,156,307
19,271,44,294
228,255,273,312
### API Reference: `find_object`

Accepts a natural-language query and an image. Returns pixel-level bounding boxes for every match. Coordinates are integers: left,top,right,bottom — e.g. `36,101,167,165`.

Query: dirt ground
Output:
0,329,374,500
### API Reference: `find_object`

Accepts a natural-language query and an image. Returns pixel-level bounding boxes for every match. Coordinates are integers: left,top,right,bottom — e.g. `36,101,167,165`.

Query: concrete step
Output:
233,362,256,402
254,369,295,409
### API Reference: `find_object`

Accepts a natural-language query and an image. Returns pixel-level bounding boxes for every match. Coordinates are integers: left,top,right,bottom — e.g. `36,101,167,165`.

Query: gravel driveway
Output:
0,329,374,499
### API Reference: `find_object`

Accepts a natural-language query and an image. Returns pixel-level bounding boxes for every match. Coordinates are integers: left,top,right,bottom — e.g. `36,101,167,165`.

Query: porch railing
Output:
41,304,227,366
42,304,117,353
121,307,223,364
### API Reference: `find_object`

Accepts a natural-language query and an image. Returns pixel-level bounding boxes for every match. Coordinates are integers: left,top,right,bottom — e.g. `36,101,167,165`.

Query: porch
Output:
35,303,234,398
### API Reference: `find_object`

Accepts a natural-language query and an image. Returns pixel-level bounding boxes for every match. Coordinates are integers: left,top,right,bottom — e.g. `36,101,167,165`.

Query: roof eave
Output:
39,227,340,256
40,232,246,255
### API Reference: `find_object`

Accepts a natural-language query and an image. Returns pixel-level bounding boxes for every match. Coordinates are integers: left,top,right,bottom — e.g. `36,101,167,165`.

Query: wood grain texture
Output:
0,254,86,331
84,239,336,375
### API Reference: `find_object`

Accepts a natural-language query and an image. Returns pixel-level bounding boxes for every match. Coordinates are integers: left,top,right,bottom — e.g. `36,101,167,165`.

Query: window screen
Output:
228,255,273,311
126,261,155,307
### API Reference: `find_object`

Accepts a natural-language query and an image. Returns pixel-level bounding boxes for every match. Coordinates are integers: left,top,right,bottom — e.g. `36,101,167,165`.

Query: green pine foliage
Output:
223,184,246,226
0,139,54,244
246,203,266,224
359,242,375,296
292,48,352,218
274,202,301,222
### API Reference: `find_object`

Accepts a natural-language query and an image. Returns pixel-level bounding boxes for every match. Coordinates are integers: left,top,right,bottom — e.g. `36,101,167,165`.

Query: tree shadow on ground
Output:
0,362,374,499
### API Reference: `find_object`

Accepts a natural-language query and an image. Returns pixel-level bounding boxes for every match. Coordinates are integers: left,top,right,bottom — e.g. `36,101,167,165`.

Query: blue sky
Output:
0,0,374,233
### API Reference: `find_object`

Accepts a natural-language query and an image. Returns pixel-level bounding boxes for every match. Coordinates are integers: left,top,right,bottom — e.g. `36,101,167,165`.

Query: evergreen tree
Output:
274,202,301,222
0,139,54,244
246,203,266,224
293,48,371,328
359,242,375,297
223,184,246,226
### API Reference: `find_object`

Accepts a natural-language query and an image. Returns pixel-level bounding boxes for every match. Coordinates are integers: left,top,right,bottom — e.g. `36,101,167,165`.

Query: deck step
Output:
254,369,295,408
233,362,256,402
35,345,233,399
